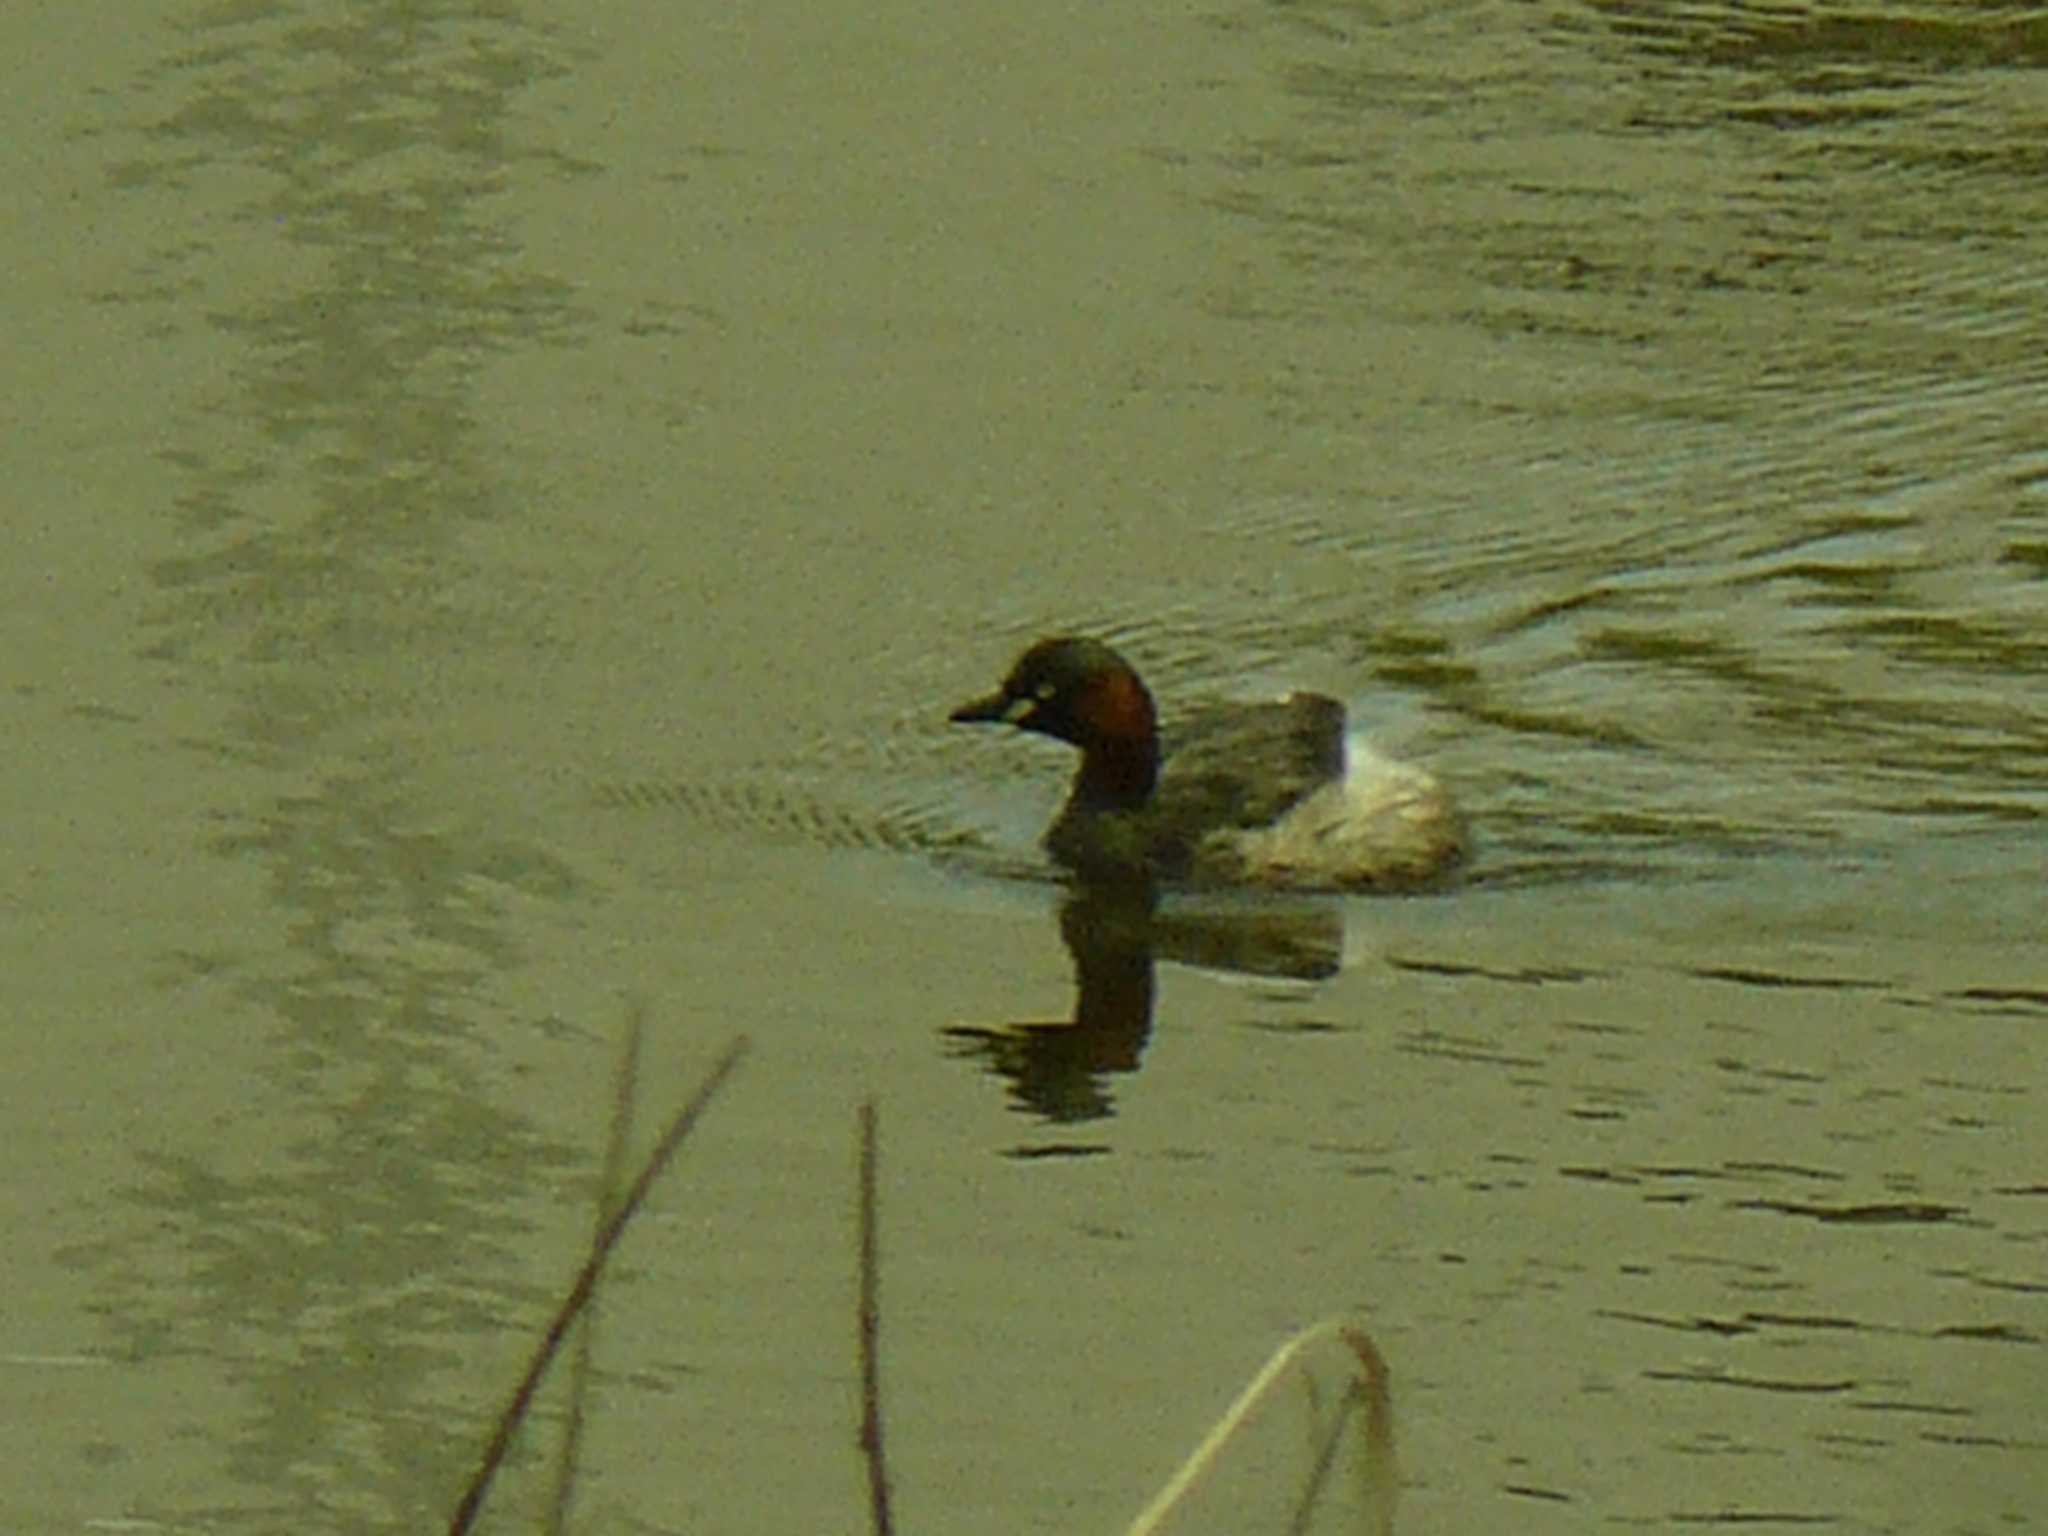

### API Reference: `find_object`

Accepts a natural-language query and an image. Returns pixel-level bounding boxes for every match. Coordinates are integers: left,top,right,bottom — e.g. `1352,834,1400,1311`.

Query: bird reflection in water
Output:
943,880,1343,1124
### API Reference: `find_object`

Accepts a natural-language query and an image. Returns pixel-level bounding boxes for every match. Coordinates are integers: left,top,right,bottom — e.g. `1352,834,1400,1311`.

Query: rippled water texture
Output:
579,3,2048,890
4,2,2042,1534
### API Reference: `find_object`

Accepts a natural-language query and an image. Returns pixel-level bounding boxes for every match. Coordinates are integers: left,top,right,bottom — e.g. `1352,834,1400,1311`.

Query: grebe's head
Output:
948,636,1159,773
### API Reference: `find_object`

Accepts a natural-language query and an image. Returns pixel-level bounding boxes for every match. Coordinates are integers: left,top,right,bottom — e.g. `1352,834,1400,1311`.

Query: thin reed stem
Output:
1123,1317,1351,1536
448,1032,750,1536
857,1100,895,1536
546,1005,646,1536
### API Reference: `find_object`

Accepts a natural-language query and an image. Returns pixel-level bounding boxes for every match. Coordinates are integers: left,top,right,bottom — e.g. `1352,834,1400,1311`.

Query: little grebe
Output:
949,636,1464,891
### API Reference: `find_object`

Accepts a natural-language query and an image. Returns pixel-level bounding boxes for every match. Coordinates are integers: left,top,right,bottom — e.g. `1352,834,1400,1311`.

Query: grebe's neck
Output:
1073,669,1158,808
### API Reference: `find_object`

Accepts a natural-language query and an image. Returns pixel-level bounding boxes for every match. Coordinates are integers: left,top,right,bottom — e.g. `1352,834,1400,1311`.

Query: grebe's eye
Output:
1033,680,1058,703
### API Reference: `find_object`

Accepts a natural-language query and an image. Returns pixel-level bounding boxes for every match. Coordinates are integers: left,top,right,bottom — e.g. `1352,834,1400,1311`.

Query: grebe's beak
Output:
948,687,1025,726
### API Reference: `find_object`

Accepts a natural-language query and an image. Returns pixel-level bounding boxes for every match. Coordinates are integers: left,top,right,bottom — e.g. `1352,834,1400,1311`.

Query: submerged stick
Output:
857,1100,895,1536
546,1005,647,1536
1339,1327,1398,1536
448,1032,751,1536
1287,1379,1360,1536
1122,1316,1389,1536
